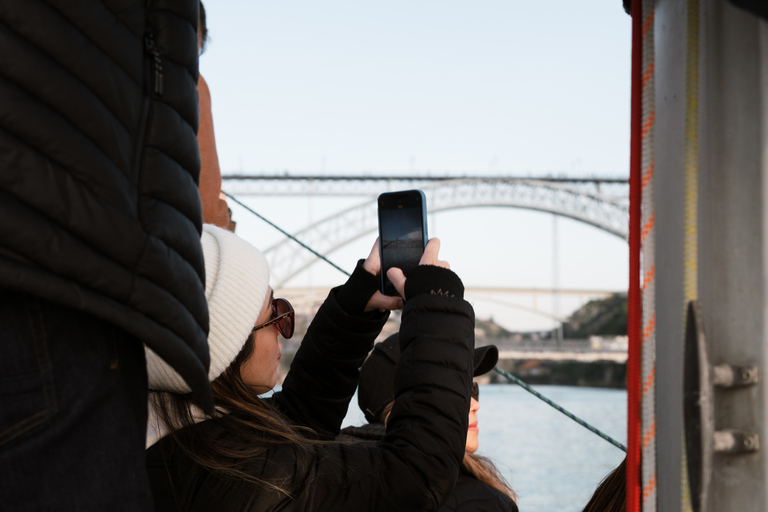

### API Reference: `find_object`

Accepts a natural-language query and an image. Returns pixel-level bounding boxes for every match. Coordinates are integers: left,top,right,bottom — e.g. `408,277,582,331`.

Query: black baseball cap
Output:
357,333,499,423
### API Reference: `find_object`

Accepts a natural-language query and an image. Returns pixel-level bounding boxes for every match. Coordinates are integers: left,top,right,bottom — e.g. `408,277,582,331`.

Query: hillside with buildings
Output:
278,293,629,387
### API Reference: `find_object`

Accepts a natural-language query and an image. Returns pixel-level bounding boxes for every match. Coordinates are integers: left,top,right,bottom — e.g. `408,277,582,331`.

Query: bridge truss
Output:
222,175,629,287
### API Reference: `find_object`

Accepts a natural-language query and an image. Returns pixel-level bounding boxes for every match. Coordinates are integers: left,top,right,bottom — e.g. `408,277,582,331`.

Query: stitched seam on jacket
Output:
0,245,206,344
128,235,151,309
141,191,200,229
152,6,199,83
152,91,197,133
0,129,142,269
127,232,206,333
99,0,143,40
0,219,138,303
0,18,138,139
0,90,129,202
143,144,199,188
39,0,142,89
0,73,130,183
141,6,199,131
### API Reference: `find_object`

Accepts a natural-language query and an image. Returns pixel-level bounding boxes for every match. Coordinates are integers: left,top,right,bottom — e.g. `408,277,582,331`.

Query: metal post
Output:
655,2,689,509
655,1,768,510
697,2,768,510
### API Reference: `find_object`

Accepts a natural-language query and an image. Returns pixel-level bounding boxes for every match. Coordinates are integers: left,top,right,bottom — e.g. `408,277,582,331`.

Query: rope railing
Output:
493,367,626,452
224,190,626,453
223,191,351,278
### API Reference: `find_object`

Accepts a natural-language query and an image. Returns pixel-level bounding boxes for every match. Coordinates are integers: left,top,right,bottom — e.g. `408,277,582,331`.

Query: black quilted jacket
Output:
147,288,476,511
0,1,212,410
340,425,519,512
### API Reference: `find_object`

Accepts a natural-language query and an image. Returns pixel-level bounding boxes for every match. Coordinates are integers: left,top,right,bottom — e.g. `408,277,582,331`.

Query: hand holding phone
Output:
362,239,404,312
386,238,449,299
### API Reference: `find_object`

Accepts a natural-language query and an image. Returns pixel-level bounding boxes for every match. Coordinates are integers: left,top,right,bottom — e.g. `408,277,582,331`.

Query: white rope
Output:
640,0,657,509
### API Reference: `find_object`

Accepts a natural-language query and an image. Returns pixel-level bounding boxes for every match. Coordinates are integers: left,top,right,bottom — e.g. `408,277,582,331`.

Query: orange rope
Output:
640,0,657,510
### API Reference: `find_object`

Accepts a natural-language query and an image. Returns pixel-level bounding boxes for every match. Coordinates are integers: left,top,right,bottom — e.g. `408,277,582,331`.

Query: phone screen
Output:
380,206,425,279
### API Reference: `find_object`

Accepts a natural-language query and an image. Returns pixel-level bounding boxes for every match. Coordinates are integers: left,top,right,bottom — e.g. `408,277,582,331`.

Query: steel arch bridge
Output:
253,178,628,287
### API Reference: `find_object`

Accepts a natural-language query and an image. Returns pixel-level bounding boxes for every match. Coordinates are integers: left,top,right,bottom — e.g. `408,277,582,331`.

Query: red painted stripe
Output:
628,0,644,511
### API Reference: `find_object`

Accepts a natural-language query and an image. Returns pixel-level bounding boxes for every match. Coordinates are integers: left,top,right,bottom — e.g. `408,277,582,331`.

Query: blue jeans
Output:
0,289,153,511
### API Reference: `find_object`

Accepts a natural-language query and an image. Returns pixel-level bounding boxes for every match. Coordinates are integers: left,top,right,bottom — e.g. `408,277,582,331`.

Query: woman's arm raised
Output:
269,239,401,438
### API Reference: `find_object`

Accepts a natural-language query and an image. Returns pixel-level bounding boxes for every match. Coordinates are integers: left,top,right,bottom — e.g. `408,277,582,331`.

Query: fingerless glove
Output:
404,265,464,301
333,259,381,315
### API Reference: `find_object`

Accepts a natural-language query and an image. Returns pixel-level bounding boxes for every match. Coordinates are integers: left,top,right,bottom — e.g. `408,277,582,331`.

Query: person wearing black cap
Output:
344,334,519,512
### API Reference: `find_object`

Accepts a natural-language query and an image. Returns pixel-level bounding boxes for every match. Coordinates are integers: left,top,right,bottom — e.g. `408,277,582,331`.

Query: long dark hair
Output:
379,402,517,503
463,452,517,503
581,458,626,512
150,332,318,499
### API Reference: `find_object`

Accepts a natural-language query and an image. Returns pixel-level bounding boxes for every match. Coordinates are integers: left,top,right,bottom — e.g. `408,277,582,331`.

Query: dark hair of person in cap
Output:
581,458,626,512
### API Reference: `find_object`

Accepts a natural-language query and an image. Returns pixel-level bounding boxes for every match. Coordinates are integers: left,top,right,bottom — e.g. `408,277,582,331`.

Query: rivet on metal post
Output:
712,364,759,388
713,429,760,454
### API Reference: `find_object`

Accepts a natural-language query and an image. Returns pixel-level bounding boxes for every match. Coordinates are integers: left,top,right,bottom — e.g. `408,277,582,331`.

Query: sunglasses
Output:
252,297,295,339
471,381,479,401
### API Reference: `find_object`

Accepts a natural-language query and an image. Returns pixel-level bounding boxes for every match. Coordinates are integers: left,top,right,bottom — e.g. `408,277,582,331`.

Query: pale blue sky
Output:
200,1,632,331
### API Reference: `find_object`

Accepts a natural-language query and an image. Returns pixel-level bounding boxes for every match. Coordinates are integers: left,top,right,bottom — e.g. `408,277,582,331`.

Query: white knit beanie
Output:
145,224,271,393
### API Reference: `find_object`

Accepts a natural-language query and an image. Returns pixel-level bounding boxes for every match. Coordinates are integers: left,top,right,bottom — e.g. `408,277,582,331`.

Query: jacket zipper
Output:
131,32,161,209
144,33,164,96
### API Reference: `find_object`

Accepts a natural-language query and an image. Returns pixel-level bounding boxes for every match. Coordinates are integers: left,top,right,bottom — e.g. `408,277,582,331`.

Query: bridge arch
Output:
262,179,628,287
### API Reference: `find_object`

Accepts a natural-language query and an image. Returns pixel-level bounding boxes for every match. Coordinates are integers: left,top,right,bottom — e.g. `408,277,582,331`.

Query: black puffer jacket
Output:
340,424,519,512
0,1,212,409
147,280,475,511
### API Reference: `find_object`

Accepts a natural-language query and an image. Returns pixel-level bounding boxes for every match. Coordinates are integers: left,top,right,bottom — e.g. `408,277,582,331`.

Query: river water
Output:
341,384,627,512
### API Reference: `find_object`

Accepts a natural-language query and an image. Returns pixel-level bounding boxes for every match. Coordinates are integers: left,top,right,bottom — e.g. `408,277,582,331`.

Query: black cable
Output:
222,191,351,278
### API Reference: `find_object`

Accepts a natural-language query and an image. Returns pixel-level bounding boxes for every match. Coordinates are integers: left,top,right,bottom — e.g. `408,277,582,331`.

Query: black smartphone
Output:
377,190,429,296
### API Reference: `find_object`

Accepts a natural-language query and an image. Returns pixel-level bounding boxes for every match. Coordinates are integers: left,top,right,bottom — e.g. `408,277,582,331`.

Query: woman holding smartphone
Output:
145,225,475,511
